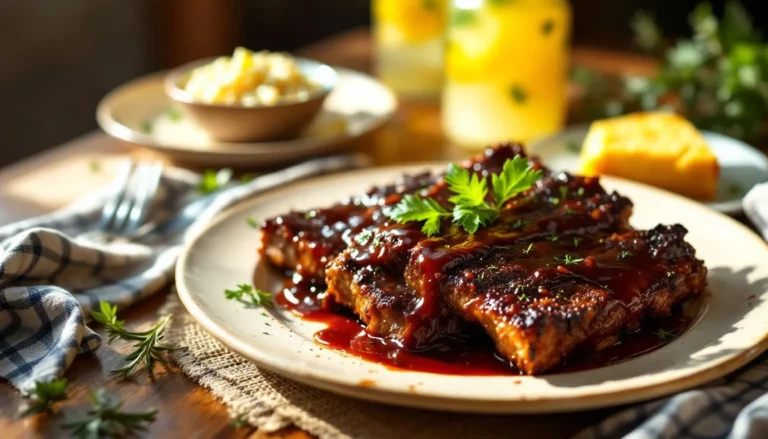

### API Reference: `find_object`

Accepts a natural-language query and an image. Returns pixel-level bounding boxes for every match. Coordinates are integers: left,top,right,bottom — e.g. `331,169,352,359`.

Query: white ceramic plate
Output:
528,125,768,215
176,165,768,414
96,68,397,167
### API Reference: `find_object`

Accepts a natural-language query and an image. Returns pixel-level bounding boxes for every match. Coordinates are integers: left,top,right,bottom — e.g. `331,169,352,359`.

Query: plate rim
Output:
528,123,768,216
96,67,398,157
176,163,768,414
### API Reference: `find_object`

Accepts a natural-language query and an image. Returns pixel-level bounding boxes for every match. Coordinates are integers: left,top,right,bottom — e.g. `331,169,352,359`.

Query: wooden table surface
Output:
0,29,691,438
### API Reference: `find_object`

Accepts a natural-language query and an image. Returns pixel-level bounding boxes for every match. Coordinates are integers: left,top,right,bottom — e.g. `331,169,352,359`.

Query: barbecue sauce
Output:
276,278,701,376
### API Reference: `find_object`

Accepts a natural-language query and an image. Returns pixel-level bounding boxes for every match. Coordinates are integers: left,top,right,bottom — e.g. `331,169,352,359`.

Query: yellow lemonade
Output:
442,0,572,148
373,0,447,97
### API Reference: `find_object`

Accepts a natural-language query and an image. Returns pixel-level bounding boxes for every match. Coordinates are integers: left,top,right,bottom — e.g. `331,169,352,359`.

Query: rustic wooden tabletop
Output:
0,29,719,438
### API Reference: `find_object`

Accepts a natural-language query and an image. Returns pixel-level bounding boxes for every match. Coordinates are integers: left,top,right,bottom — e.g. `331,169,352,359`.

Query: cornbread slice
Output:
578,112,719,200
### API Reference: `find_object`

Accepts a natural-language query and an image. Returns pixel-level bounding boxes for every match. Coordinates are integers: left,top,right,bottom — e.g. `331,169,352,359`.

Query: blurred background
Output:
1,0,766,167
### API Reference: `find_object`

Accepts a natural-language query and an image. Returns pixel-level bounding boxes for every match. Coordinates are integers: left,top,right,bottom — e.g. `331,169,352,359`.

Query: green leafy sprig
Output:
224,284,273,307
386,156,542,236
63,389,157,438
574,1,768,140
90,301,175,379
16,379,69,419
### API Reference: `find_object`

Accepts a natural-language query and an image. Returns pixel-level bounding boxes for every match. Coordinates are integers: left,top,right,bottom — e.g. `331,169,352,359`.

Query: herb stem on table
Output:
90,301,175,379
63,389,157,438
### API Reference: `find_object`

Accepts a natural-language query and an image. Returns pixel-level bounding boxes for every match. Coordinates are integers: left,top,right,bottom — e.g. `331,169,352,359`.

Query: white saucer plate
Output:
97,68,397,167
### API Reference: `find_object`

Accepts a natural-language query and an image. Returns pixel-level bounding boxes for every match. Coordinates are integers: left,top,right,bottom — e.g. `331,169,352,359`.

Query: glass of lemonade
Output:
372,0,447,97
442,0,572,148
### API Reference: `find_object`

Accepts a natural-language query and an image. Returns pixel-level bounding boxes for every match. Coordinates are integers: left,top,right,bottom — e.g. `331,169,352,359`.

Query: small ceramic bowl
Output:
164,57,337,142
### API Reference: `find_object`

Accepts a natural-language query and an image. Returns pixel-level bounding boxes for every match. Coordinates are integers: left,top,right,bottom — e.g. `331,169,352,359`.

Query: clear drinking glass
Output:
442,0,572,148
372,0,447,97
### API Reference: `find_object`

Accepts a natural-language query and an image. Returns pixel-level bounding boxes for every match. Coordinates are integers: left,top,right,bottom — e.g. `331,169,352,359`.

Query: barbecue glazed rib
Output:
257,144,708,374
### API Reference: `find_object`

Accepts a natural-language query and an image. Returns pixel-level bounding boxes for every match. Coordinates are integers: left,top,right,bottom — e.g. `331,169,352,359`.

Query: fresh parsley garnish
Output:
546,235,559,242
573,237,583,247
387,194,450,237
63,389,157,438
387,157,542,236
224,284,273,307
656,328,676,341
246,216,259,229
554,254,584,265
16,379,69,419
522,243,534,255
558,186,568,199
91,301,175,379
577,187,585,196
619,250,634,260
512,219,525,230
197,168,233,194
140,120,153,134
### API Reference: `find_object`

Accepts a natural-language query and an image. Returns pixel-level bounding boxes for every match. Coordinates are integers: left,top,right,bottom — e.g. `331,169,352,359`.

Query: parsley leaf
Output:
522,243,534,255
491,156,543,209
198,168,233,194
452,203,497,234
386,195,450,237
656,328,676,341
246,216,259,229
445,163,488,208
224,284,273,307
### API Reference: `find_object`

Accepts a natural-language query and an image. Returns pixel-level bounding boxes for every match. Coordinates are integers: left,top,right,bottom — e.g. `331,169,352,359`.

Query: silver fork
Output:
95,160,163,239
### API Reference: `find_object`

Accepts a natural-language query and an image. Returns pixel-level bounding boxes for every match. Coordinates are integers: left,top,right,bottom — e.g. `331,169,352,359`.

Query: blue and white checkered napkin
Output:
0,155,365,393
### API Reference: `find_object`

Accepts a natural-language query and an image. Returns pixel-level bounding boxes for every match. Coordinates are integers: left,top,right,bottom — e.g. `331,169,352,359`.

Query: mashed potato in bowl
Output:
182,47,322,106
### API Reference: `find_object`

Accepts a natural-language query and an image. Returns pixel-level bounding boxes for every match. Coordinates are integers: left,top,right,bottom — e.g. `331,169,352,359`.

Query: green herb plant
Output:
90,301,175,379
387,156,542,236
63,389,157,438
574,1,768,140
16,379,70,419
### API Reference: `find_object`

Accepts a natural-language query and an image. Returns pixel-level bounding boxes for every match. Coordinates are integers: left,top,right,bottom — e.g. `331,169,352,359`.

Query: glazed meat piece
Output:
435,224,706,374
258,171,436,280
325,164,634,348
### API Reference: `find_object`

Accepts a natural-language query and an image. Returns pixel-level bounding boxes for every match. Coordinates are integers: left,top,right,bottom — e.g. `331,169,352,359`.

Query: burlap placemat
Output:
161,294,610,439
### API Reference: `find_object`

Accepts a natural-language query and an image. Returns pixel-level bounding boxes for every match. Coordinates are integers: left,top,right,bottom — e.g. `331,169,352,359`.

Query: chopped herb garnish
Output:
558,186,568,199
140,120,153,134
656,328,676,341
372,236,382,247
566,141,581,153
573,237,582,247
304,211,315,219
619,250,634,260
90,301,174,379
88,160,101,173
387,156,542,235
542,19,555,36
546,235,559,242
564,207,576,216
63,389,157,438
230,415,250,429
510,85,528,104
512,219,525,230
166,108,183,121
224,284,273,307
554,254,584,265
240,173,256,183
197,168,233,194
550,197,560,205
16,379,69,419
451,9,476,26
522,243,534,254
488,265,499,270
577,187,585,196
246,216,259,229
